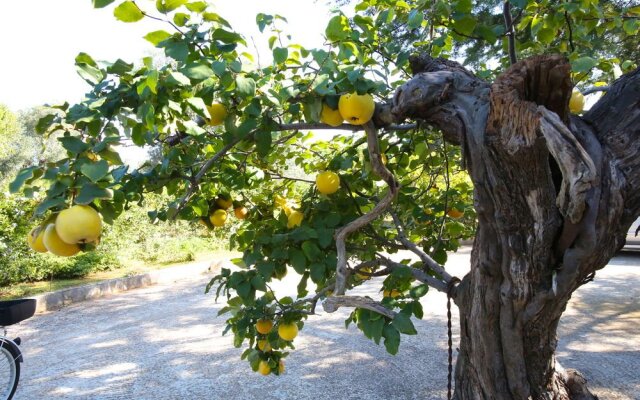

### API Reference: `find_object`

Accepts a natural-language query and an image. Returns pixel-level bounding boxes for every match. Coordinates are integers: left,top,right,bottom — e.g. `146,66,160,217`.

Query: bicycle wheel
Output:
0,342,19,400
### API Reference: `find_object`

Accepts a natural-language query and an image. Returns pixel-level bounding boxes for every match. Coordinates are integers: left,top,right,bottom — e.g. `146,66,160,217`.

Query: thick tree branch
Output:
503,1,517,65
334,121,400,295
322,295,396,319
538,107,596,224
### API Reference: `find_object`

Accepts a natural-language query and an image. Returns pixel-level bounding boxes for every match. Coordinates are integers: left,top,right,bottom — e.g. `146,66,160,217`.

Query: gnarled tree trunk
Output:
391,55,640,399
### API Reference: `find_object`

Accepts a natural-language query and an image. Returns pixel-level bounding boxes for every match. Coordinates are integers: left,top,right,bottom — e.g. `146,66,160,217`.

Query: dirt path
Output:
9,249,640,399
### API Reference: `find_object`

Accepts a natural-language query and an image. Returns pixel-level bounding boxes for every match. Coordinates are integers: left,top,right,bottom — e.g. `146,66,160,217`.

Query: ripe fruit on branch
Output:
278,322,299,341
209,209,228,227
234,206,248,220
215,194,233,210
27,227,48,253
338,93,375,125
287,210,303,228
316,171,340,195
257,339,272,352
569,89,585,114
256,319,273,335
258,360,271,375
383,289,401,298
447,208,464,219
55,205,102,244
320,104,344,127
43,224,80,257
207,103,227,126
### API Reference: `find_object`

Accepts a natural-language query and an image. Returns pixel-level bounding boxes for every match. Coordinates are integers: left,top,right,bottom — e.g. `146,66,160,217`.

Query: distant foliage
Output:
0,192,224,287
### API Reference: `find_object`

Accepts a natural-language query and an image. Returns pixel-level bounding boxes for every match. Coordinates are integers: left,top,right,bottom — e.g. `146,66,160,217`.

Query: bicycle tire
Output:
0,342,19,400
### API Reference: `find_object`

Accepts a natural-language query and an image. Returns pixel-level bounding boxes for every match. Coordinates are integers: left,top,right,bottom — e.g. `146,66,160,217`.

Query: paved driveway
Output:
9,249,640,399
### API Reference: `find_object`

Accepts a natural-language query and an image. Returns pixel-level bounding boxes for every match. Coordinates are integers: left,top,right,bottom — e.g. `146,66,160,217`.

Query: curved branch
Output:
538,107,596,224
334,121,400,295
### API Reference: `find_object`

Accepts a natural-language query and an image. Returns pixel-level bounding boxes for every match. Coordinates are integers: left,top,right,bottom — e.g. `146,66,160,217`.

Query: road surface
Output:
10,248,640,399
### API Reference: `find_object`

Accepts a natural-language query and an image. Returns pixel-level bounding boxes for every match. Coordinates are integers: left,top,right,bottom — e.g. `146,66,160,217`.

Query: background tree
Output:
9,0,640,398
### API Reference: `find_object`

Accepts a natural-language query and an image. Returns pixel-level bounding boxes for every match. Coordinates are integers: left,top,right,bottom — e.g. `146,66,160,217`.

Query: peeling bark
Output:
392,54,640,399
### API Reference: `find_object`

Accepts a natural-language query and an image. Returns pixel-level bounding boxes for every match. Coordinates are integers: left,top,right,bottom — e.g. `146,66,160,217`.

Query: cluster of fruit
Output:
27,205,102,257
205,92,376,129
203,195,248,229
272,170,341,229
319,92,375,127
254,318,298,375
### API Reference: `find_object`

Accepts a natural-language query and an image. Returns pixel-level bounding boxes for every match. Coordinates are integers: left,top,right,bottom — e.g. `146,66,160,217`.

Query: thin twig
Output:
564,11,575,53
582,86,609,95
376,254,449,293
503,1,517,65
389,211,453,283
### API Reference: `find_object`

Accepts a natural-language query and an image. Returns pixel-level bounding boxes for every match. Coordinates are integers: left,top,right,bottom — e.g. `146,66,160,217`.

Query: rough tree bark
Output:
388,54,640,399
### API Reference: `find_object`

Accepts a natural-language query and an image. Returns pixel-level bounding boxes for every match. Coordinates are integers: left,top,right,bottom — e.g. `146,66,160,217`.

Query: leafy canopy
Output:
9,0,638,370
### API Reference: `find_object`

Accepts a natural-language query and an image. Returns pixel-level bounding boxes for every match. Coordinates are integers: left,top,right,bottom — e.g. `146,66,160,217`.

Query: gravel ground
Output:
8,248,640,399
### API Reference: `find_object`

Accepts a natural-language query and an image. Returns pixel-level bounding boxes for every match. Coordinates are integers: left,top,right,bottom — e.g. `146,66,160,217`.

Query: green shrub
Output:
0,192,226,287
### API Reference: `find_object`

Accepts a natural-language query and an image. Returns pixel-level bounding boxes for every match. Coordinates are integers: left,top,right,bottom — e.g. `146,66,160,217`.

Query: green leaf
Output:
382,324,400,355
173,12,189,26
35,197,67,216
357,309,384,344
250,274,266,291
186,97,209,118
144,30,172,46
316,228,333,248
181,62,214,81
59,136,90,154
309,262,326,283
235,76,256,97
146,70,159,94
273,47,288,64
75,184,114,204
289,249,307,274
9,167,39,193
297,272,309,297
113,1,144,23
255,131,271,157
185,1,207,12
392,313,417,335
93,0,115,8
237,119,258,138
106,59,134,75
100,147,123,166
35,114,56,134
452,15,477,36
623,19,639,35
75,55,104,85
257,261,275,279
211,28,245,44
167,71,191,86
536,27,555,44
81,160,110,182
409,285,429,299
326,15,350,42
160,37,189,62
301,240,322,261
572,57,598,73
156,0,187,13
407,10,423,29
